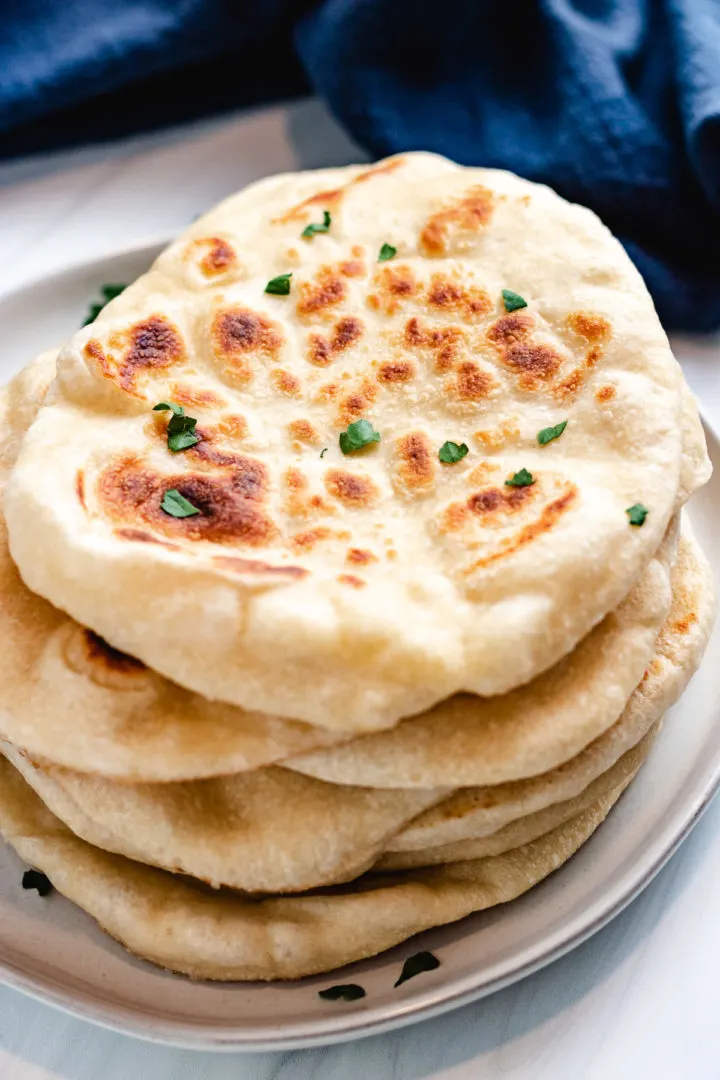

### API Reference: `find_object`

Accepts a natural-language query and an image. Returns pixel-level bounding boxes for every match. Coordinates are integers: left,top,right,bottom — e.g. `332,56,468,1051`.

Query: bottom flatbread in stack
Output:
0,752,640,981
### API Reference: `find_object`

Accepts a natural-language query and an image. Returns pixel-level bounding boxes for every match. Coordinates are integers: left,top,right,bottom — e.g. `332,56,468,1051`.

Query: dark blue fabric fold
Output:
2,0,719,332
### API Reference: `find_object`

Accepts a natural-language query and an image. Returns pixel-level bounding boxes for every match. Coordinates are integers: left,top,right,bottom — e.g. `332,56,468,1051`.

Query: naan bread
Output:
1,713,652,894
5,153,692,731
377,724,657,869
1,747,442,893
388,528,714,847
0,754,636,981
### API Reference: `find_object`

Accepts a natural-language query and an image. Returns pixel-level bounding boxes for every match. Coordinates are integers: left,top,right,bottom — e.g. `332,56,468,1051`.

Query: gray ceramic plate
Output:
0,243,718,1052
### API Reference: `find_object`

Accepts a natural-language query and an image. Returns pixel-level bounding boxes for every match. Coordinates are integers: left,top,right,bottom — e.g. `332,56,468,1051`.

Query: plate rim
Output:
0,234,173,311
0,242,718,1052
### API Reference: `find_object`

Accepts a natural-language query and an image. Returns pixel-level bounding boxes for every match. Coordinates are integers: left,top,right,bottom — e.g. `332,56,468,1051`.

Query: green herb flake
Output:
302,211,331,239
438,440,469,464
505,468,535,488
82,282,128,326
265,273,293,296
153,402,199,453
167,428,199,453
537,420,568,446
394,951,440,988
339,418,381,454
22,870,53,897
320,447,328,459
502,288,528,313
318,984,366,1002
626,503,649,527
161,489,201,518
378,243,397,262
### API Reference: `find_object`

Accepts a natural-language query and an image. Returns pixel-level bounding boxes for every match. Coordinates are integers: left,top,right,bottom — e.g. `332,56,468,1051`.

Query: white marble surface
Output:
1,100,720,1080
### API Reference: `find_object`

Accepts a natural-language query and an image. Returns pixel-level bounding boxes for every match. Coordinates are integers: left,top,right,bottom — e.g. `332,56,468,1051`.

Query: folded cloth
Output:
1,1,719,332
0,1,308,156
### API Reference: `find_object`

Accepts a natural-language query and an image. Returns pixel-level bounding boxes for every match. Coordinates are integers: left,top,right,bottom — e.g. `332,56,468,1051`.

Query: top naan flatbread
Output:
5,153,691,730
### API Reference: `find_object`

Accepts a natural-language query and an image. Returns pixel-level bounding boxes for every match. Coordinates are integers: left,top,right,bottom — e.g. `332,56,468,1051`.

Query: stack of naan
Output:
0,153,713,982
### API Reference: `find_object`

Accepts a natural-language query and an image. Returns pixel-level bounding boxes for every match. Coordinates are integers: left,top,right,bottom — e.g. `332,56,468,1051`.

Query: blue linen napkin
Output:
2,0,719,332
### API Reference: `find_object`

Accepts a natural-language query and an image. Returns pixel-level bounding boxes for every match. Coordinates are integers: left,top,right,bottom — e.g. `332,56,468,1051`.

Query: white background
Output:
1,99,720,1080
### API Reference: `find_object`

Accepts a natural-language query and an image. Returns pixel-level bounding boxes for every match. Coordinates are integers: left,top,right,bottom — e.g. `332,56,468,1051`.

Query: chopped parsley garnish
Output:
502,289,528,313
161,489,201,518
22,870,53,896
82,283,127,326
320,447,328,459
537,420,568,446
265,273,293,295
339,419,381,454
626,503,649,527
505,468,535,487
167,426,198,454
318,984,366,1002
153,402,199,453
302,211,331,239
394,951,440,987
439,440,469,464
378,243,397,262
